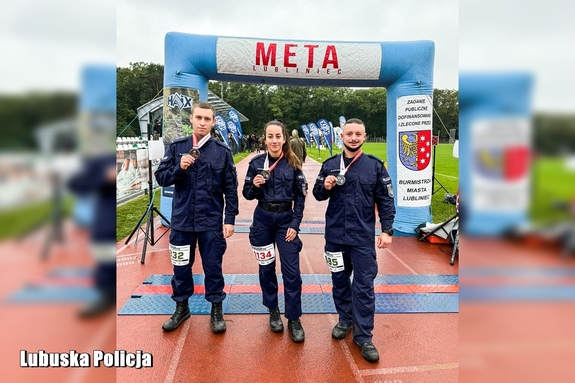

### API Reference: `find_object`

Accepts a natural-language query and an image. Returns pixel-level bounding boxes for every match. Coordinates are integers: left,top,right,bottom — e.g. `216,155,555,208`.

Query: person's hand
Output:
223,224,234,238
106,165,117,182
253,174,266,188
285,228,297,242
377,233,392,249
180,154,195,170
324,175,337,190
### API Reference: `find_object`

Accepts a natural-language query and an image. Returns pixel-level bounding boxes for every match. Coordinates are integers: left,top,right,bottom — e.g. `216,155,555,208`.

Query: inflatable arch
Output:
162,32,435,234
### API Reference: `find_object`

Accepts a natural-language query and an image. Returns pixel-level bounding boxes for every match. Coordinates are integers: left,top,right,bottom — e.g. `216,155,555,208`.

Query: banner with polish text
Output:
216,38,382,81
396,95,433,207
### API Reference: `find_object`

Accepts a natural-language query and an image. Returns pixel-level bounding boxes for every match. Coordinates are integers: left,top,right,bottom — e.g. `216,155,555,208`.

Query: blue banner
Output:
339,115,346,128
318,118,333,155
226,120,240,146
214,114,230,147
307,122,320,148
227,109,243,137
300,124,311,146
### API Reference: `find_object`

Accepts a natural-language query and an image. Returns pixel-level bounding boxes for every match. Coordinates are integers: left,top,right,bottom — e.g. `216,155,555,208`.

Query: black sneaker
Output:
210,302,226,333
331,322,353,340
287,319,305,343
162,300,191,332
269,307,284,332
354,340,380,362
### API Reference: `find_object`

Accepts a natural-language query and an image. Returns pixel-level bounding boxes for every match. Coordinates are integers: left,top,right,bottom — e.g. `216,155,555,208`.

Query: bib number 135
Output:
324,251,344,272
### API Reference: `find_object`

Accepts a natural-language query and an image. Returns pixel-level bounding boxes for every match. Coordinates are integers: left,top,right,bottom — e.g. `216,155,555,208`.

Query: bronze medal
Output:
260,170,271,180
189,148,200,159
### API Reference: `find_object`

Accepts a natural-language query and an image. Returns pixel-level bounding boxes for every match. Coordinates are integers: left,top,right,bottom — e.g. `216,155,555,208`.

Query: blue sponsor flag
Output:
300,124,311,146
226,120,240,146
318,118,333,155
214,114,230,147
339,115,346,128
307,122,321,148
228,109,243,136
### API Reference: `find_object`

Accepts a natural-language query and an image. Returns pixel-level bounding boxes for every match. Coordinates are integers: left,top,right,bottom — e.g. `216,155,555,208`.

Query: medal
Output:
189,133,210,160
260,151,284,181
337,150,363,186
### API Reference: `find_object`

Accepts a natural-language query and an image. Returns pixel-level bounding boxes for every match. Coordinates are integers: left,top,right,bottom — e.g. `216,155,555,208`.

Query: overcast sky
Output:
116,0,458,90
1,1,574,113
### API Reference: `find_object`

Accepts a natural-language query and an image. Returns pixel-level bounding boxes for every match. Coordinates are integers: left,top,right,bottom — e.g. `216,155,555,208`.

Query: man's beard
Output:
344,142,363,153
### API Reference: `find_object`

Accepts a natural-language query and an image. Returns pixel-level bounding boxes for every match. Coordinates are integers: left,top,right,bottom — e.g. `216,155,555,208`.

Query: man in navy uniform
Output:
313,118,395,362
155,102,238,333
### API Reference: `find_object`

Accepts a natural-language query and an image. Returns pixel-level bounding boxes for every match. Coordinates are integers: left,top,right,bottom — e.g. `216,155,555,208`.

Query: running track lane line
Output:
163,319,192,383
300,242,365,382
385,248,418,275
359,361,458,376
66,313,116,383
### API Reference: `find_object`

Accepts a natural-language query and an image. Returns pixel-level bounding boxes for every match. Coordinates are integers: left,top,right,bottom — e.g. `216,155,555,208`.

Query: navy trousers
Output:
249,206,303,320
169,228,227,303
325,241,377,344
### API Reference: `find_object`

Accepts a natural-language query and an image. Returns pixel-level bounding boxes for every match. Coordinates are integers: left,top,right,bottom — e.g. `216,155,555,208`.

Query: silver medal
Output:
336,174,346,186
260,170,271,180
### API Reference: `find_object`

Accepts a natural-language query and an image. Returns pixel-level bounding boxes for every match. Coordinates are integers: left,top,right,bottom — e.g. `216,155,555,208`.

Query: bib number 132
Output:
169,244,190,266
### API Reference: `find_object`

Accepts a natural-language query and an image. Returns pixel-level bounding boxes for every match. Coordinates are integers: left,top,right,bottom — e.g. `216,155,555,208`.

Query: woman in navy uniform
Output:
242,120,308,342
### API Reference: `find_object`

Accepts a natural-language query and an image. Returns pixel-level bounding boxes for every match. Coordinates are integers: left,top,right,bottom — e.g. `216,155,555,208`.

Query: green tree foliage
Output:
0,92,77,150
117,63,460,141
116,62,164,137
533,113,575,155
432,89,458,142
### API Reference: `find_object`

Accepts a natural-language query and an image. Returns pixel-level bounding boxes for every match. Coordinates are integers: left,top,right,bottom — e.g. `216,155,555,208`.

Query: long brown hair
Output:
263,120,302,171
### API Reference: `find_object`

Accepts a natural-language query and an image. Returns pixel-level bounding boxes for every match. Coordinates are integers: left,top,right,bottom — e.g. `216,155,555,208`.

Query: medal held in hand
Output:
189,133,210,160
260,151,284,181
260,170,271,180
337,150,363,186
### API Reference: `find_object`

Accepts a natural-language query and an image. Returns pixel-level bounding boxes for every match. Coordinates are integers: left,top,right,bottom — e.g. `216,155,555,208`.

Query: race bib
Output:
324,251,344,272
251,243,276,266
169,244,191,266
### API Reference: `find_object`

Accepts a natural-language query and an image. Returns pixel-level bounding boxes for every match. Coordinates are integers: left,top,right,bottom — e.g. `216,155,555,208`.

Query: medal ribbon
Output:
191,133,210,150
339,150,363,175
263,152,284,172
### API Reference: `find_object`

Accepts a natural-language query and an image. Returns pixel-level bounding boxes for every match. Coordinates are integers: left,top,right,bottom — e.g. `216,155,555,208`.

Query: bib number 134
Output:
251,243,276,266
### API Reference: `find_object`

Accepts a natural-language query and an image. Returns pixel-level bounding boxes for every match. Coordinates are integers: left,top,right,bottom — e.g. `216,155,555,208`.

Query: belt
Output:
258,201,292,213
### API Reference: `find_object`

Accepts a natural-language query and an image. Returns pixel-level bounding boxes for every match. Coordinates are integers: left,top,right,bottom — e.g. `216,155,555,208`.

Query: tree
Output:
116,62,164,137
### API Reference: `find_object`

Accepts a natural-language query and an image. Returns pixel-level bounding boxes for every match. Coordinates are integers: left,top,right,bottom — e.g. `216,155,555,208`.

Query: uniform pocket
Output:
209,162,225,192
356,175,375,206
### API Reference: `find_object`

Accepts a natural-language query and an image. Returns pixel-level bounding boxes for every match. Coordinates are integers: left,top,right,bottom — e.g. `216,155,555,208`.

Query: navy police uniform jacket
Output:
242,153,307,232
67,153,116,243
313,153,395,246
155,136,239,232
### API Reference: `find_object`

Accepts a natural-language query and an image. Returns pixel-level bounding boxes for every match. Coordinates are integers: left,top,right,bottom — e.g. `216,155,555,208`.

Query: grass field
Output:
530,156,575,224
307,143,459,223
